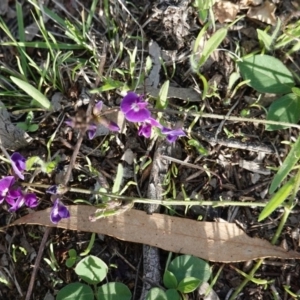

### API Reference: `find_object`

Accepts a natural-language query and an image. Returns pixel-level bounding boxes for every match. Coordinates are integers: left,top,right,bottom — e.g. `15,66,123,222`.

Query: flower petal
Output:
0,176,15,197
107,121,119,131
93,101,103,116
6,188,23,206
120,92,140,114
50,199,70,224
138,123,152,138
8,196,25,212
50,200,61,224
87,124,97,140
125,108,150,122
147,117,162,128
11,152,26,180
65,119,75,127
24,193,38,208
46,185,58,194
161,127,186,143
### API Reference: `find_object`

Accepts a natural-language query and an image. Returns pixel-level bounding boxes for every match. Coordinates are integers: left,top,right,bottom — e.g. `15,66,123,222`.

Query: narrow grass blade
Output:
259,177,295,222
16,2,27,77
10,76,52,110
156,80,169,109
112,163,124,194
198,28,227,67
269,135,300,193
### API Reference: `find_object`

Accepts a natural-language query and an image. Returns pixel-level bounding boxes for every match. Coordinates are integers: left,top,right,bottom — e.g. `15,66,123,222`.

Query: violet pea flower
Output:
0,176,18,204
138,117,162,138
161,127,186,143
65,100,120,140
120,92,151,122
11,152,26,180
0,176,38,211
50,199,70,224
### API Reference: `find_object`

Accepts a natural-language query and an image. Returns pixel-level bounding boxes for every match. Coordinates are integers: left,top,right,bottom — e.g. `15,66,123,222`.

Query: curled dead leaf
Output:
213,1,239,23
247,0,277,25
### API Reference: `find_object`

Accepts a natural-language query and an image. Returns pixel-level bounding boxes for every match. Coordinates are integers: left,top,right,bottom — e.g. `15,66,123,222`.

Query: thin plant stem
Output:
21,182,271,208
155,108,300,130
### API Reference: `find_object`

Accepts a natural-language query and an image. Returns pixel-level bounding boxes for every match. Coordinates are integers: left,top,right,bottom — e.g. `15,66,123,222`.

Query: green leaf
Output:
257,29,273,51
26,156,45,171
10,76,52,109
97,282,132,300
156,80,169,109
146,288,168,300
259,177,295,222
44,160,58,174
266,94,300,130
168,255,211,284
66,249,77,268
269,135,300,193
112,163,124,194
188,139,209,155
163,270,178,289
56,283,94,300
27,124,39,132
75,255,108,284
165,289,181,300
16,122,28,131
198,28,227,67
292,87,300,97
238,55,295,94
177,277,202,293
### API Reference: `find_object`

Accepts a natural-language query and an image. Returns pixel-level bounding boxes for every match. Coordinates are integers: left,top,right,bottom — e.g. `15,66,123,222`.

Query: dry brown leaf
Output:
240,0,263,8
247,0,276,25
9,206,300,262
213,1,239,23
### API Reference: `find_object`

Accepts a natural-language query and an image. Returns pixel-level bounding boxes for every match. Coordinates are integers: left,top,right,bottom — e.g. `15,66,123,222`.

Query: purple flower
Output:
0,176,38,211
120,92,151,122
161,127,186,143
11,152,26,180
65,100,120,140
50,199,70,224
0,176,17,204
87,123,98,140
24,193,38,208
46,185,59,195
138,117,162,138
46,184,69,195
93,101,103,115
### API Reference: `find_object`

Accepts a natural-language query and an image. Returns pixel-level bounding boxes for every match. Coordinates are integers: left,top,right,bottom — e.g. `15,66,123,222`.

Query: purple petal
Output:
166,135,179,143
138,123,152,138
125,108,151,122
98,117,120,132
24,193,38,208
161,127,186,136
87,124,97,140
46,185,58,195
120,92,140,114
50,199,70,224
161,127,186,143
6,188,23,207
93,101,103,116
65,119,75,127
8,196,25,212
147,117,163,128
107,121,119,131
0,176,15,197
11,152,26,180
